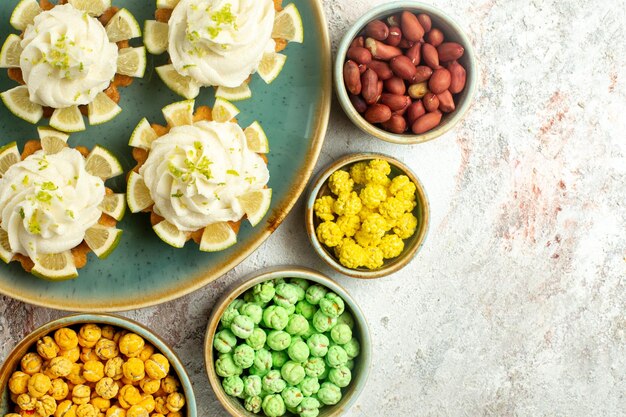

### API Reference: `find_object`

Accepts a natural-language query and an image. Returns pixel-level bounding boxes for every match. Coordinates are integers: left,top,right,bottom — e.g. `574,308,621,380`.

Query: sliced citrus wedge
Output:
0,142,21,177
162,100,194,127
244,121,269,153
10,0,42,31
1,86,43,125
0,229,13,263
0,34,23,69
156,0,180,9
156,64,201,99
117,46,147,78
127,171,154,212
129,118,159,150
257,52,287,84
272,3,304,43
85,146,123,179
211,98,239,123
99,193,126,221
200,222,237,252
84,225,122,259
238,188,272,227
32,251,78,281
144,20,169,55
50,106,85,133
153,220,186,248
67,0,111,16
105,8,141,43
38,127,69,155
215,83,252,102
88,92,122,126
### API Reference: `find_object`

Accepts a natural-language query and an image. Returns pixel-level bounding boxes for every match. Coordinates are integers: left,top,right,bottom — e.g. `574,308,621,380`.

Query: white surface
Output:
1,0,626,416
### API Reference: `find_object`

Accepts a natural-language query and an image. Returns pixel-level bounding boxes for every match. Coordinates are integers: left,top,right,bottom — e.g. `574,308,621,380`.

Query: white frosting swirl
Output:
20,4,119,108
0,148,105,260
168,0,276,88
140,121,270,231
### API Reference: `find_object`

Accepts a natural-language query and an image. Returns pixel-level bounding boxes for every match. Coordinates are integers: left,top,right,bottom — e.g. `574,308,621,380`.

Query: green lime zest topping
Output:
41,181,58,191
28,211,41,234
66,209,75,219
205,3,238,39
22,175,29,185
18,207,25,219
36,191,53,203
226,169,239,176
171,191,184,198
38,157,49,171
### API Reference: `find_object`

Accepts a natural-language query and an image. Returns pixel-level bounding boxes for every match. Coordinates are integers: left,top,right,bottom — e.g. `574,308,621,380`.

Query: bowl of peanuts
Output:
335,2,477,144
0,314,196,417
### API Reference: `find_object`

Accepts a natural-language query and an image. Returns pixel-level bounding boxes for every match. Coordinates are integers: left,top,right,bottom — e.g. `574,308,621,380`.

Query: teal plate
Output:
0,0,331,311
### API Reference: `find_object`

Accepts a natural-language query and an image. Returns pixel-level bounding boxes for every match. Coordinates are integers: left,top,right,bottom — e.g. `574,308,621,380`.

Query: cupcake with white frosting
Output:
144,0,303,101
0,0,145,132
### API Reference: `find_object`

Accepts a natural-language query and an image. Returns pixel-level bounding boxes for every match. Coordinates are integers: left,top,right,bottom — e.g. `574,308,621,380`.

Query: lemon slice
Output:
144,20,169,55
215,83,252,102
105,8,141,43
67,0,111,16
88,92,122,126
211,98,239,123
38,127,69,155
153,220,186,248
156,0,180,9
0,229,14,263
117,47,147,78
0,34,23,69
84,225,122,259
1,86,43,125
99,193,126,221
238,188,272,227
244,121,269,153
257,52,287,84
162,100,194,127
156,64,201,99
0,142,21,177
10,0,42,31
200,222,237,252
127,171,154,212
272,3,304,43
129,118,159,150
50,106,85,133
85,146,123,179
32,251,78,281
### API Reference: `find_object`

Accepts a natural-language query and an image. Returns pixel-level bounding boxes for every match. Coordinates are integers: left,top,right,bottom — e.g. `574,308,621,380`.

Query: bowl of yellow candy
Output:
0,314,196,417
306,153,429,279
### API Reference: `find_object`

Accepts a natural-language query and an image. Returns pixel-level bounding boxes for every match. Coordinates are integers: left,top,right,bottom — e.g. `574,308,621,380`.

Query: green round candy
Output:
317,382,342,405
244,396,262,413
290,278,310,292
263,306,289,330
213,329,237,353
306,334,329,358
281,386,304,408
262,394,286,417
274,283,299,307
298,377,320,397
303,357,325,378
305,285,327,305
318,365,329,381
281,361,306,386
288,339,310,363
330,323,352,345
246,328,267,350
326,345,348,368
243,375,262,397
342,338,360,359
312,310,337,333
239,303,263,324
297,397,320,417
272,350,289,369
220,302,241,328
285,304,296,315
230,314,254,339
233,344,255,369
267,330,292,351
262,370,287,394
252,348,273,376
318,293,345,318
295,300,317,320
215,353,243,377
300,325,316,340
273,278,287,285
222,376,244,398
328,366,351,388
253,281,275,304
286,314,309,336
336,311,355,329
243,291,256,303
346,359,354,370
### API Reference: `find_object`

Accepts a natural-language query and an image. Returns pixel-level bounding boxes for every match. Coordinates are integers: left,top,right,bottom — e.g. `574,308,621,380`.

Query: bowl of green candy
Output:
204,266,371,417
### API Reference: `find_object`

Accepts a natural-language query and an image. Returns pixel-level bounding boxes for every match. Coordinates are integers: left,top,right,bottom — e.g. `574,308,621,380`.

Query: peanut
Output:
364,104,392,124
365,20,389,41
437,90,455,113
447,61,467,94
428,68,451,94
412,110,442,134
417,14,432,32
381,114,407,134
422,93,439,112
347,46,372,65
384,77,406,95
361,69,379,104
365,38,402,61
401,11,424,42
426,28,444,46
422,43,440,69
390,55,417,80
437,42,464,62
343,60,362,95
386,26,402,47
368,60,393,80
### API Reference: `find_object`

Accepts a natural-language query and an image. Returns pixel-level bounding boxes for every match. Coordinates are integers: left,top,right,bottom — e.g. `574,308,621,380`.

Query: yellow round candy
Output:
80,349,100,363
82,360,105,383
55,400,77,417
72,384,91,405
67,363,86,385
165,393,185,413
138,378,160,395
16,393,37,410
28,373,51,398
95,377,118,400
55,328,79,350
78,325,102,348
126,405,148,417
49,378,70,401
314,195,335,222
137,394,155,413
167,411,183,417
35,394,57,417
37,336,60,360
59,346,81,363
118,385,142,409
21,353,43,375
153,397,168,415
94,339,119,361
160,376,179,394
48,356,73,378
122,358,145,382
118,334,144,358
8,371,30,395
90,396,111,412
137,345,155,362
101,326,116,341
105,406,126,417
144,354,169,380
76,403,98,417
104,357,124,381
